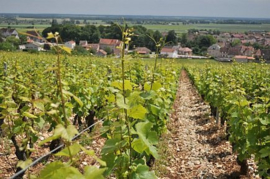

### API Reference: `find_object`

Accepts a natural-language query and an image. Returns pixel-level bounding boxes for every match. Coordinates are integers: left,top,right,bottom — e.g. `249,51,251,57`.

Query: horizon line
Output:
1,12,270,20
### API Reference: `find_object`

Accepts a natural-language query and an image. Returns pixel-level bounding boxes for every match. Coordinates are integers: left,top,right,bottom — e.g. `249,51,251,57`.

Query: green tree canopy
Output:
165,30,178,45
6,36,21,48
180,33,188,46
231,39,241,47
0,42,16,51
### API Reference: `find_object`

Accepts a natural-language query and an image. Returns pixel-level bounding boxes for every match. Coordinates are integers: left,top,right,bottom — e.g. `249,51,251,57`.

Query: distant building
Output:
240,46,254,56
64,40,76,50
178,47,192,56
261,49,270,62
134,47,151,55
0,28,19,39
18,45,26,50
79,40,88,47
96,49,107,57
207,44,221,58
99,38,121,56
26,30,44,43
160,47,178,58
233,55,254,63
25,42,43,51
254,49,262,59
88,43,100,52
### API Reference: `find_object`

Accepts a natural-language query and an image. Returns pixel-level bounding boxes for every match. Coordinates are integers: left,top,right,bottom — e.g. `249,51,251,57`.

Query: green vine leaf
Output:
132,122,159,158
39,161,84,179
23,112,37,119
55,143,81,157
152,82,162,91
84,166,106,179
112,80,132,91
17,159,32,170
59,46,72,54
130,165,157,179
116,93,129,109
127,104,147,120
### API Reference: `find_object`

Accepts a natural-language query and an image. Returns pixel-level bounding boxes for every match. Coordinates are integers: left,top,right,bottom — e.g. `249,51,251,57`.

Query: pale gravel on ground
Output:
154,70,259,179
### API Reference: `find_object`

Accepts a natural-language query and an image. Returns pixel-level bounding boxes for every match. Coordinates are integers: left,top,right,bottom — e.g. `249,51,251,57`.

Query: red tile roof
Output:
247,57,255,60
179,47,192,52
99,38,120,45
161,47,175,53
234,55,247,59
68,40,76,44
98,49,107,55
89,43,99,51
255,49,261,56
134,47,151,54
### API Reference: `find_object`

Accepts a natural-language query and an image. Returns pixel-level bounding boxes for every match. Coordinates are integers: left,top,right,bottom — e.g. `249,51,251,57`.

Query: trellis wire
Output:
10,119,104,179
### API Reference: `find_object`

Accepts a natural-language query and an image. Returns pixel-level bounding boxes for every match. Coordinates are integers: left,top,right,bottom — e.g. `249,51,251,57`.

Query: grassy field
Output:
1,20,270,36
141,23,270,34
0,24,50,33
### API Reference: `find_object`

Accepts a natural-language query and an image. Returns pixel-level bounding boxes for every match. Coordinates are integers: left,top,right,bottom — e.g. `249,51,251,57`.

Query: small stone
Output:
82,162,88,166
39,136,45,140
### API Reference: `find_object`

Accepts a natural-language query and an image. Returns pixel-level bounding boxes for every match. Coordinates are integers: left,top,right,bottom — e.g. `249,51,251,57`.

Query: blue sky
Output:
0,0,270,18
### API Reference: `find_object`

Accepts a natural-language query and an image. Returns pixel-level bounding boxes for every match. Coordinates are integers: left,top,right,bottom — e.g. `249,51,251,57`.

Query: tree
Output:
19,34,27,44
82,25,100,43
231,39,241,47
51,19,58,27
72,46,88,55
0,42,16,51
101,23,122,40
166,30,178,45
196,35,216,48
42,25,63,38
180,33,188,46
130,25,148,50
153,30,162,43
6,36,20,48
59,24,81,42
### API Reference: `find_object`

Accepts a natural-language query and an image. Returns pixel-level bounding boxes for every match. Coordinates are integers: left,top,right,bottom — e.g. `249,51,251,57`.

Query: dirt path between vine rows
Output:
153,70,259,179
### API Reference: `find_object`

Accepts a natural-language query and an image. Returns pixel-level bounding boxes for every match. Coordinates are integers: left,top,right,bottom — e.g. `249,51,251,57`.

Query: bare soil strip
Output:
154,70,259,179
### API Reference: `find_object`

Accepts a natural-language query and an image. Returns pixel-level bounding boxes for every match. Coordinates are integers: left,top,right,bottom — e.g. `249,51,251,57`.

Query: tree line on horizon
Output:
42,22,218,55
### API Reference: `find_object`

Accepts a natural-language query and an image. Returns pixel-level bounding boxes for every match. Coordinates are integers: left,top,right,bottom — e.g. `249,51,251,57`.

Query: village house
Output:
88,44,100,52
240,46,254,56
25,42,43,51
96,49,107,57
207,44,221,58
241,39,256,45
64,40,76,50
160,47,178,58
18,45,26,50
0,28,19,39
261,49,270,62
99,38,121,56
26,30,44,43
233,55,254,63
134,47,151,55
79,40,88,49
178,47,192,56
231,33,245,40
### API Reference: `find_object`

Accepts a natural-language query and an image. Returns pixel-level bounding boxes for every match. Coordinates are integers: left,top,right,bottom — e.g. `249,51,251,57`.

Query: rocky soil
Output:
153,70,259,179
